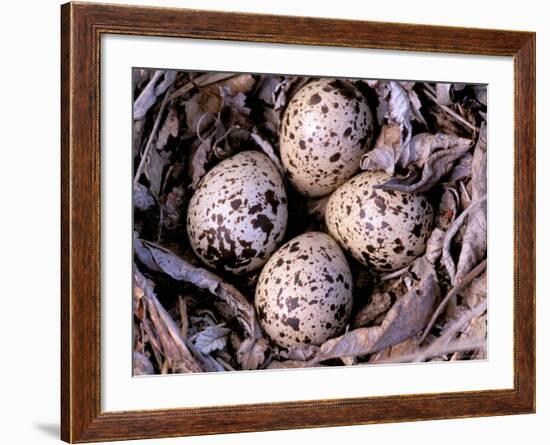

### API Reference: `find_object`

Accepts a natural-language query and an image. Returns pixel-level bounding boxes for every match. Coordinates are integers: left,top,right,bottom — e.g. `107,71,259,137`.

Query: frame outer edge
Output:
515,33,536,413
60,2,536,442
60,3,72,442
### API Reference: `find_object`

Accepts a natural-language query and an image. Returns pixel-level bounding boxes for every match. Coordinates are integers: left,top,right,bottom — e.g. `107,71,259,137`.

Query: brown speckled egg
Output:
280,79,374,197
255,232,353,349
325,171,434,272
186,151,288,274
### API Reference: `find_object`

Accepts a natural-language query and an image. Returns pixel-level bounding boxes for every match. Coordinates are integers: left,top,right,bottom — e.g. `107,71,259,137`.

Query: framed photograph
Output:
61,2,535,442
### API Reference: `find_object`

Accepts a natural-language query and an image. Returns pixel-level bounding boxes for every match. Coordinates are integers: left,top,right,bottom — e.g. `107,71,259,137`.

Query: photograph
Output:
132,69,488,375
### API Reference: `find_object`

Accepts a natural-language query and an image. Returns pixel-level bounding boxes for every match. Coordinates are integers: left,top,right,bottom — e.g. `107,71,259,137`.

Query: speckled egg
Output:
325,171,434,272
255,232,353,349
186,151,288,274
279,79,374,197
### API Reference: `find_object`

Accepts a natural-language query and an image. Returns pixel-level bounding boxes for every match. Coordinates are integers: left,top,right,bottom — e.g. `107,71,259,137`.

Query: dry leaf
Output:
257,75,282,105
362,132,471,184
156,105,179,151
193,324,231,354
435,83,453,106
455,123,487,283
376,135,473,193
463,271,487,309
387,81,413,157
133,352,155,375
134,70,176,120
311,270,438,363
352,292,392,328
133,183,156,212
237,337,269,370
359,124,401,174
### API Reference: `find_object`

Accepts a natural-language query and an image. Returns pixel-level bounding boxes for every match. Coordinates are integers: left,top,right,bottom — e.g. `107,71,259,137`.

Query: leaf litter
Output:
132,70,487,374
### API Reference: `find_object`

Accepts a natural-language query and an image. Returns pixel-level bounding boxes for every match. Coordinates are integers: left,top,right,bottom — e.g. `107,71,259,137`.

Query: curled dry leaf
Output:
359,124,401,174
362,131,472,185
310,269,438,363
193,324,231,355
455,123,487,283
441,196,486,283
447,152,473,182
407,88,427,126
375,134,473,193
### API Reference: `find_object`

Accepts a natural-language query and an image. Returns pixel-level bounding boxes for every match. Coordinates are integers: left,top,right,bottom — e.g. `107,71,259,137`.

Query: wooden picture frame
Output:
61,2,536,442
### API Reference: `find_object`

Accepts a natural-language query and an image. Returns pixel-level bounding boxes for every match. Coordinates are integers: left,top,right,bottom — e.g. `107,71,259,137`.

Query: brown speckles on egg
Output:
255,232,353,349
326,171,434,271
280,79,374,197
186,151,288,275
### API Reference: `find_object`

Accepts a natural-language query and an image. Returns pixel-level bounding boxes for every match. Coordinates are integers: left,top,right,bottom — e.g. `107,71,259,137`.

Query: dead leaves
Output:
133,70,488,374
192,325,231,355
455,124,487,283
311,268,438,363
134,238,267,371
373,134,473,193
134,269,202,373
134,70,176,120
361,129,473,187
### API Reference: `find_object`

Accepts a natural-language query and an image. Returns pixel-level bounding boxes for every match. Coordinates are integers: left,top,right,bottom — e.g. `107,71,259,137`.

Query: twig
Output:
459,180,471,206
141,318,164,371
215,356,236,372
419,259,487,343
379,265,409,282
424,85,478,133
133,83,175,186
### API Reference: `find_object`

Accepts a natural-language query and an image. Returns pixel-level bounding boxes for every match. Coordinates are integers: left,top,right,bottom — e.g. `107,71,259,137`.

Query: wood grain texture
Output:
60,2,536,442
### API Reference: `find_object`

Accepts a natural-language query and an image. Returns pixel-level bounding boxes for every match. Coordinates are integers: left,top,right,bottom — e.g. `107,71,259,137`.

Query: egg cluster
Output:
186,80,434,350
